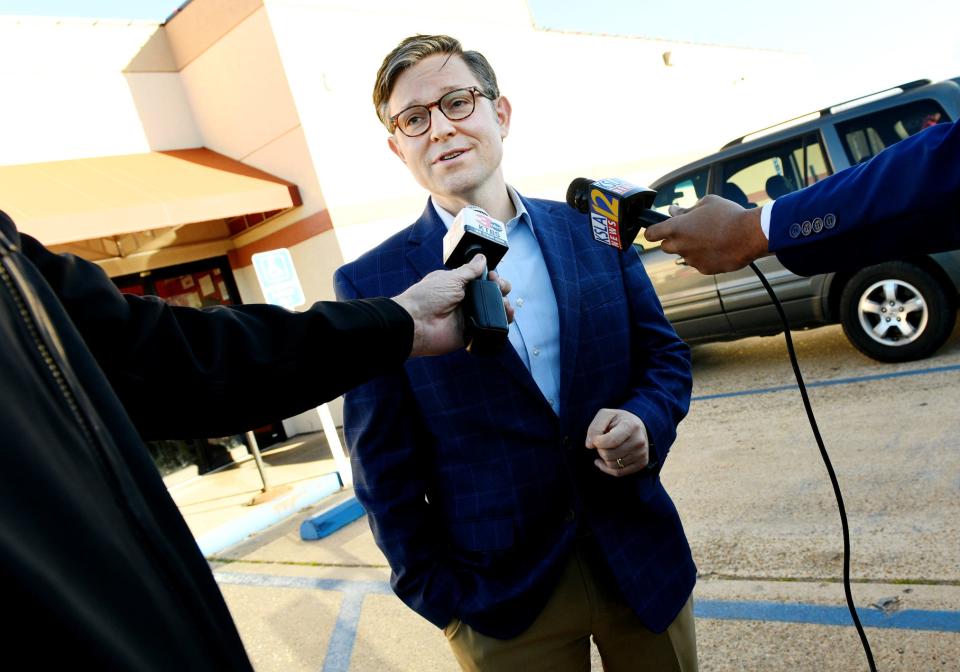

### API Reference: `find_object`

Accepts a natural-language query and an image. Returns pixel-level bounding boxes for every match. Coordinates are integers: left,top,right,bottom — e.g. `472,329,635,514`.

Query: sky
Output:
1,0,958,89
1,0,957,58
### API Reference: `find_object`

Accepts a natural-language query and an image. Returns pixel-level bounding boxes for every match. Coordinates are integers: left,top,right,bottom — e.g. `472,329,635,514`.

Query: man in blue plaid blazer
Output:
335,35,698,671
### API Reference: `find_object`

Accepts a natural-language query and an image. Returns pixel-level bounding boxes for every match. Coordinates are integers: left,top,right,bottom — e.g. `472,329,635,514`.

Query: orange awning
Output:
0,148,301,245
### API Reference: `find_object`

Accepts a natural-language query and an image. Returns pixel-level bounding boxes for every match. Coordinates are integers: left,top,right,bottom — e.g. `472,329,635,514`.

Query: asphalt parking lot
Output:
664,321,960,670
209,321,960,671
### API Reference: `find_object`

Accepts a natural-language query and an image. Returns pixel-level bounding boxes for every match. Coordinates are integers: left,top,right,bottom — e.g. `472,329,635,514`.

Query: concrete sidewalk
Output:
205,499,960,672
168,431,344,555
169,432,960,672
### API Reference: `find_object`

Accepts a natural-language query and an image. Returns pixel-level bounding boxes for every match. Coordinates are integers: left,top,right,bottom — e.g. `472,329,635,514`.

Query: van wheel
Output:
839,261,955,362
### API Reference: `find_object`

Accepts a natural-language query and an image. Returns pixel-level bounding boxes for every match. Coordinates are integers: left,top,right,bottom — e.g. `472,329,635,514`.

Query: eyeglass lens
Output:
397,88,478,136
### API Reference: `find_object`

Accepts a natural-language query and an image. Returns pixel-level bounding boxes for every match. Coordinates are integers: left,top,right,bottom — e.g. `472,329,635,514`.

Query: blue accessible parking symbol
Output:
252,248,306,309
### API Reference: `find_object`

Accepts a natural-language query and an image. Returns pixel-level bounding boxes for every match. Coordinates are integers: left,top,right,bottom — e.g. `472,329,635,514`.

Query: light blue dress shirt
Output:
432,188,562,414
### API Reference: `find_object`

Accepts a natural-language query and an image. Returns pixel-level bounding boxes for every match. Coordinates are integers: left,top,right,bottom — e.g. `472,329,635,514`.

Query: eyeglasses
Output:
389,86,493,137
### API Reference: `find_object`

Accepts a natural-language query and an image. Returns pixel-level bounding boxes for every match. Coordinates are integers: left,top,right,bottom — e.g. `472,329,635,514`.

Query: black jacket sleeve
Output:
20,233,414,439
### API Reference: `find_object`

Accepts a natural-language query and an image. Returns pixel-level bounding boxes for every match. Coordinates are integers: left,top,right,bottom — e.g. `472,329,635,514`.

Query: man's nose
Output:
429,106,456,140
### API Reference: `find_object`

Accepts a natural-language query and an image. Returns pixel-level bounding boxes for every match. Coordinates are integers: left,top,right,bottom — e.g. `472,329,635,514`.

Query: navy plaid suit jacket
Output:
334,195,695,639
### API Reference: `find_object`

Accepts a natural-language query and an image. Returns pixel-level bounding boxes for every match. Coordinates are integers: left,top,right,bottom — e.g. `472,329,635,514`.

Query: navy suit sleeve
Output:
616,247,693,470
769,120,960,276
334,267,464,630
19,232,413,439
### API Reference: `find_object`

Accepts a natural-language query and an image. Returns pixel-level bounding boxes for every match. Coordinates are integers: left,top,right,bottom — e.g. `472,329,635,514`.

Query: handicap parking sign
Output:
252,248,306,309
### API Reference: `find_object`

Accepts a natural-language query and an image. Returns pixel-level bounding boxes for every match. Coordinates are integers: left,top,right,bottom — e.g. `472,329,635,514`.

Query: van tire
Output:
839,261,955,362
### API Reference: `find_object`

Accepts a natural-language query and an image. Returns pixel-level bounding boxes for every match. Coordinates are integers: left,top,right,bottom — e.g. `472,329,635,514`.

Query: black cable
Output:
749,261,877,672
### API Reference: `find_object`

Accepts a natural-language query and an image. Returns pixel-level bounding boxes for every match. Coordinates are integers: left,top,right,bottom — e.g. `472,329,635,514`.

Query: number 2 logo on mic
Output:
589,188,622,249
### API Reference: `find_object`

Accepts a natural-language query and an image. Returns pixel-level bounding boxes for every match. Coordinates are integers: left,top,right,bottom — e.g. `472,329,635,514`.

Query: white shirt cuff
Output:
759,202,774,240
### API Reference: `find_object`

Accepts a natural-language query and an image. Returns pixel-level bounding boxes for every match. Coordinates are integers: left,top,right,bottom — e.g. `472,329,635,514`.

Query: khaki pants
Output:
444,549,697,672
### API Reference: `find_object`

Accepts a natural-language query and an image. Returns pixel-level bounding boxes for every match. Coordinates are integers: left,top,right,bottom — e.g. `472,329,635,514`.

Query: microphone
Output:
566,177,669,250
442,205,510,354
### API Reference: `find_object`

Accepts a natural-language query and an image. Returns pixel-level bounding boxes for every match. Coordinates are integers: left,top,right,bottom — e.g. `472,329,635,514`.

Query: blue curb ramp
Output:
196,471,343,556
300,496,366,540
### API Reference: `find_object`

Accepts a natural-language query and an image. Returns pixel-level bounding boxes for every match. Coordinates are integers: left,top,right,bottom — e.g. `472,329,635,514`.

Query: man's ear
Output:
388,135,407,164
496,95,512,140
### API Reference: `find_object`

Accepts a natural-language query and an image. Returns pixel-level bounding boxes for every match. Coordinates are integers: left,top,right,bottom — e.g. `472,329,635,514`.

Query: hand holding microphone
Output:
392,254,512,358
566,177,669,249
441,205,511,354
644,195,771,274
568,175,771,274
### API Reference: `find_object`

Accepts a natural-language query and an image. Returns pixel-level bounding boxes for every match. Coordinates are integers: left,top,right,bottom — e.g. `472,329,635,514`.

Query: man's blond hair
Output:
373,34,500,131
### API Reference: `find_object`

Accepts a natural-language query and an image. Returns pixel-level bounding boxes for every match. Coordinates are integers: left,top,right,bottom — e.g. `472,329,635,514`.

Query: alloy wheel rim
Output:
856,279,928,347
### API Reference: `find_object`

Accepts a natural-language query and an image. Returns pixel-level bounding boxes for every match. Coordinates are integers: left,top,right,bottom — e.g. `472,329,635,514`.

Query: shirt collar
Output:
430,186,532,234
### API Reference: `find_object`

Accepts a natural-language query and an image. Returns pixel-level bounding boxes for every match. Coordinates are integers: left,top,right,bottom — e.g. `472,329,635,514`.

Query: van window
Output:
719,133,828,208
651,168,709,214
638,168,710,249
837,99,950,164
792,141,830,187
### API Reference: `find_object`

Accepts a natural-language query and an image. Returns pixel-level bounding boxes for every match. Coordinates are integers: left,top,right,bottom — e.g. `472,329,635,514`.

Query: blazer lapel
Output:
406,202,447,280
522,198,581,415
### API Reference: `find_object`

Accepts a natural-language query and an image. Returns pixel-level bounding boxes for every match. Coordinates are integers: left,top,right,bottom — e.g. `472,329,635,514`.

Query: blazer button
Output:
564,509,576,523
562,436,572,450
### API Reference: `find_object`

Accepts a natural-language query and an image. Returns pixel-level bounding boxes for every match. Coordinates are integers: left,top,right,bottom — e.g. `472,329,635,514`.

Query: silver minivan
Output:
640,78,960,362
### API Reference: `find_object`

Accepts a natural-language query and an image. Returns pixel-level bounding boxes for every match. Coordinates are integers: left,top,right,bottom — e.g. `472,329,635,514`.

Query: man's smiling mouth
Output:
437,149,468,162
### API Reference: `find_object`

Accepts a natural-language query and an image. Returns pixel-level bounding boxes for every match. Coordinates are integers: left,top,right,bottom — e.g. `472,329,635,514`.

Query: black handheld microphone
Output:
566,177,669,250
442,205,510,354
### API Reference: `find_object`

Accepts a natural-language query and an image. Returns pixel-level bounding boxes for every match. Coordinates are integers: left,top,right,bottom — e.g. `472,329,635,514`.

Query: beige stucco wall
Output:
165,3,340,304
0,9,340,307
0,16,199,165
